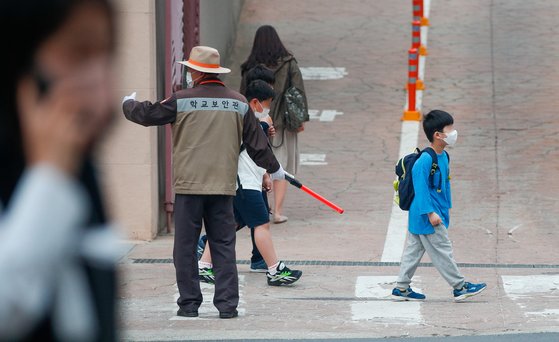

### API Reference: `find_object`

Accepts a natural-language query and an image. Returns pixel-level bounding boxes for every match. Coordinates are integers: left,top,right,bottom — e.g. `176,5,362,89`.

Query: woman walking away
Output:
241,25,309,224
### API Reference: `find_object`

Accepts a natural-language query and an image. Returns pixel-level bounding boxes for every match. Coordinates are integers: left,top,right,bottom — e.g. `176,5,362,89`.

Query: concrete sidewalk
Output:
119,0,559,340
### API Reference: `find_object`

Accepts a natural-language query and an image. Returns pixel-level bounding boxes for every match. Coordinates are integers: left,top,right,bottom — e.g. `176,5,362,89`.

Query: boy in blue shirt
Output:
392,110,487,302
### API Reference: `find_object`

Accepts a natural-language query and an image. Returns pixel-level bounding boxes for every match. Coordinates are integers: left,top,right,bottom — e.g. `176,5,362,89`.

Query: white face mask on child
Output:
443,130,458,146
254,102,270,119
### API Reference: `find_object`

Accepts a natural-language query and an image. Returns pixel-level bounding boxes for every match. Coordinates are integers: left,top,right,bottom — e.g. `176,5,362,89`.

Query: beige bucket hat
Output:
178,46,231,74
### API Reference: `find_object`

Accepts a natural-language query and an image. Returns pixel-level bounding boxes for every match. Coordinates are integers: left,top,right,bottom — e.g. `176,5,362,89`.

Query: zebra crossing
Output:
163,273,559,324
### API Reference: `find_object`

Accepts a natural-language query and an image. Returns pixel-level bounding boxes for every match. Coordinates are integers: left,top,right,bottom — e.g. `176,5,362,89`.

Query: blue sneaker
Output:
250,259,268,273
453,282,487,301
392,287,426,301
197,235,207,260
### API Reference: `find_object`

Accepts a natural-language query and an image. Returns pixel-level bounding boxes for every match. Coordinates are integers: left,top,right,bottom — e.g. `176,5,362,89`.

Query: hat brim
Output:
178,61,231,74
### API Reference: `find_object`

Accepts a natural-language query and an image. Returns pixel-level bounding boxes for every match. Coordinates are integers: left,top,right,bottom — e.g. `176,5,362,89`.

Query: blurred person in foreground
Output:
0,0,118,340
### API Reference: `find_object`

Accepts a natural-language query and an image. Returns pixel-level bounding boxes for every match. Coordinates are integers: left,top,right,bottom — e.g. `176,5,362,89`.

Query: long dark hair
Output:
241,25,292,74
0,0,114,212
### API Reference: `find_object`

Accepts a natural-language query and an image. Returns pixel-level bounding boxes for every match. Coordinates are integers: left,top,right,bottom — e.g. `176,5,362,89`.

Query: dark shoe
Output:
266,261,302,286
250,259,268,273
177,308,198,317
219,309,238,319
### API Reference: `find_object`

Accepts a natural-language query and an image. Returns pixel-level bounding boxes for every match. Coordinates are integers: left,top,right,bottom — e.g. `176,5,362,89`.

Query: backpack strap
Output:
287,59,293,89
422,147,442,192
236,175,245,198
237,145,245,196
444,150,450,181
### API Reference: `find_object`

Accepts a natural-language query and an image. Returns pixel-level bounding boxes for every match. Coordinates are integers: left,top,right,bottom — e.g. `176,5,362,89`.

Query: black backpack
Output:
393,147,449,211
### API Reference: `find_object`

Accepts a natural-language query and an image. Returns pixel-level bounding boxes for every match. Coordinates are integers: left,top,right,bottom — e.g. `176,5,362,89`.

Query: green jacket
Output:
241,56,308,131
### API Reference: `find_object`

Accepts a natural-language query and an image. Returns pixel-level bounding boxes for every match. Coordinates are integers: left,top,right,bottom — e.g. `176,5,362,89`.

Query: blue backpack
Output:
393,147,449,211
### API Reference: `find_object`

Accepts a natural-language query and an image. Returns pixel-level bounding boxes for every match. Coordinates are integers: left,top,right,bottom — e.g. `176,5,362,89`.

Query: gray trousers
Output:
397,224,465,290
173,194,239,313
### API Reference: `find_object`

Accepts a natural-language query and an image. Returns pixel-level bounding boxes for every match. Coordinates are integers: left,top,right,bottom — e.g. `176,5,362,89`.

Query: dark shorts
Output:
234,189,270,229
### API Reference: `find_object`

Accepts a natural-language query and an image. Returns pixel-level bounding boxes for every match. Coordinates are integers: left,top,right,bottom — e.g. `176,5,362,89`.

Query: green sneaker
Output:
199,267,215,285
266,261,302,286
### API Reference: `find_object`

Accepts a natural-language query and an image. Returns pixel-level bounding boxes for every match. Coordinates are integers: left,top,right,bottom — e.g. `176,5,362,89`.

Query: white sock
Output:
267,261,281,275
198,261,212,269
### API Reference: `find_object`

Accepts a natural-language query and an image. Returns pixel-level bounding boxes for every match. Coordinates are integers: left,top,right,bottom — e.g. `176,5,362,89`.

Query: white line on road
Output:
420,28,429,49
352,276,422,323
418,0,430,84
309,109,344,122
300,67,348,80
320,110,344,122
507,224,522,235
502,275,559,300
502,275,559,320
300,153,327,166
424,0,431,17
418,55,426,84
308,109,320,120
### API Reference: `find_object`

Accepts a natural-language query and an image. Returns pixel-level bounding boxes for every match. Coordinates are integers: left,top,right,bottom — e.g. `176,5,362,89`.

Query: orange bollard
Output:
413,0,430,26
402,48,421,121
412,20,428,57
412,20,426,90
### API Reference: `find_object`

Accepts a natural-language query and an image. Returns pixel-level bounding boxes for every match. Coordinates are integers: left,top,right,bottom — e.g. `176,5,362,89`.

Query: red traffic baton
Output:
284,172,344,214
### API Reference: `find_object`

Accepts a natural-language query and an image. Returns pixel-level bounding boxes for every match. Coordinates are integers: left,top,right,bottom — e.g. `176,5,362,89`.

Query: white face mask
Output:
254,102,270,119
186,72,194,88
442,129,458,146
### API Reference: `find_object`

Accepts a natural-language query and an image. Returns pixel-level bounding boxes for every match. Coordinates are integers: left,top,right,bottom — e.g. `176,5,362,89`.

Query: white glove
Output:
270,165,286,181
122,91,137,104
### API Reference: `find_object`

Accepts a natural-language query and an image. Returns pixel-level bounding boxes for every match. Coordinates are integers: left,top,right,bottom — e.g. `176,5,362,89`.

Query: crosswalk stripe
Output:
352,276,423,323
300,67,348,80
309,109,344,122
502,275,559,320
300,153,328,166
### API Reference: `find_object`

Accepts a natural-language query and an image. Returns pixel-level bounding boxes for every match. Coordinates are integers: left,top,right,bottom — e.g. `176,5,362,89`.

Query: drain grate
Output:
130,258,559,269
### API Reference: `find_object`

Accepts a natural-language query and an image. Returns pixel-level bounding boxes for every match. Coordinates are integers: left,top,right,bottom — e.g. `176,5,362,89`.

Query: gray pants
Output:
397,224,465,290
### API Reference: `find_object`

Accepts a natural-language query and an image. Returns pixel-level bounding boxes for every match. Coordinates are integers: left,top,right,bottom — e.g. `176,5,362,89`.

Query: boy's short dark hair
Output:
245,80,276,102
423,110,454,142
246,65,275,86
